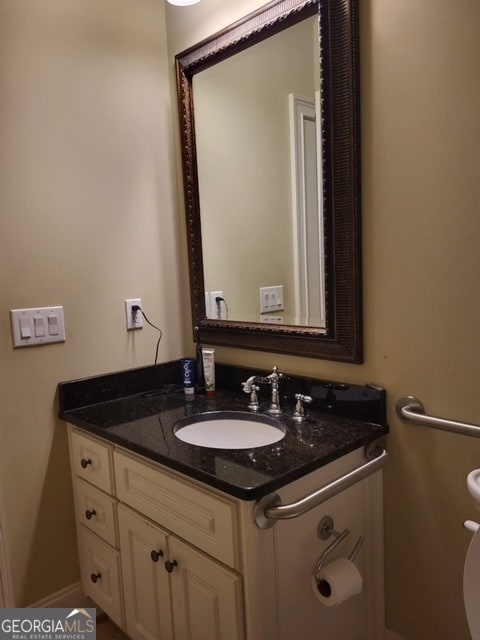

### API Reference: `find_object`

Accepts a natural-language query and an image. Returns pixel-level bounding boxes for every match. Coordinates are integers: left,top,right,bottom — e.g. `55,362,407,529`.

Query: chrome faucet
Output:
241,366,284,414
266,366,283,415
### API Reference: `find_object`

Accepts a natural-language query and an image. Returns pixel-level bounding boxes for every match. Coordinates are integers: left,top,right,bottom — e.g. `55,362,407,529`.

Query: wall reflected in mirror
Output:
194,16,326,329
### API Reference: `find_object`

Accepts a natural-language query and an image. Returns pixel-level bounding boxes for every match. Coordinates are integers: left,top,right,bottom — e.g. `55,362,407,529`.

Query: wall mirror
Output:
176,0,362,362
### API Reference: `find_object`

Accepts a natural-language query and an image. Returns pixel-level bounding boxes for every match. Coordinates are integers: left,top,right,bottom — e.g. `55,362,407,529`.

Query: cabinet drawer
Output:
77,525,124,629
114,451,239,568
69,429,114,494
74,477,118,547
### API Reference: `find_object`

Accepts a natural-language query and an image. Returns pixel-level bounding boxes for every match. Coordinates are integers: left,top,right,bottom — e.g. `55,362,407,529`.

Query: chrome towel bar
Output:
396,396,480,438
253,444,388,528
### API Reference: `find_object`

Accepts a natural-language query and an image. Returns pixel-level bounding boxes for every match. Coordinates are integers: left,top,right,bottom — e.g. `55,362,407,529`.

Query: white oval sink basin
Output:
467,468,480,511
174,411,286,450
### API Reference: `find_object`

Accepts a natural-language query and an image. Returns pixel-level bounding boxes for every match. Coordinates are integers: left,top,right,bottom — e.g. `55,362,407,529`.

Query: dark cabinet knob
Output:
80,458,92,469
165,560,178,573
90,572,101,583
85,509,96,520
150,550,164,562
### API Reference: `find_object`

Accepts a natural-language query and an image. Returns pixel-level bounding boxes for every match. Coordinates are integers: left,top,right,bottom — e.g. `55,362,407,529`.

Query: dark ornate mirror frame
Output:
175,0,362,363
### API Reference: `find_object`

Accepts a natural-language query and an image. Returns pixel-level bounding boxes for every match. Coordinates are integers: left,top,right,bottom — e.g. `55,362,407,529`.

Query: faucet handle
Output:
293,393,313,421
242,380,252,394
242,380,260,411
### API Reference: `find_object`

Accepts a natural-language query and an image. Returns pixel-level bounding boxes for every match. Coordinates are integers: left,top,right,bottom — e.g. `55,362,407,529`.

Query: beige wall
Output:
0,0,189,605
1,1,479,637
167,1,480,639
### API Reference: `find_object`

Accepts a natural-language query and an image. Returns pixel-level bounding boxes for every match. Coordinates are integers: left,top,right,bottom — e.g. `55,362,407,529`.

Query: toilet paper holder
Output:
314,516,364,582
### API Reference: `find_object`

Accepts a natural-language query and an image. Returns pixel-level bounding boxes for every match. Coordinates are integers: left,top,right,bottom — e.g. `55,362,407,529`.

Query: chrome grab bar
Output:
396,396,480,438
253,445,388,528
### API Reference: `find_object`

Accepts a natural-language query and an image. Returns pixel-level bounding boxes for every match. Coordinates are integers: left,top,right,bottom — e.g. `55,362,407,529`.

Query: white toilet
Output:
464,529,480,639
464,469,480,640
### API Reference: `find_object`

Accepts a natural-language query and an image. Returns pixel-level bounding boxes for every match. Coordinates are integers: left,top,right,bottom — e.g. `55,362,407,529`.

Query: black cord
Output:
215,296,229,319
132,304,163,365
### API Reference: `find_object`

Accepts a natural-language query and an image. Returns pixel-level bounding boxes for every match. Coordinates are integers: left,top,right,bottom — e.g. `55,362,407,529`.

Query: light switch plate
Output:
259,285,284,313
10,306,65,347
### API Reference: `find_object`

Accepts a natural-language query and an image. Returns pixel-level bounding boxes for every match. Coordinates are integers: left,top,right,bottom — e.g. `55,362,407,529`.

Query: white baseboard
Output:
385,630,408,640
28,581,97,611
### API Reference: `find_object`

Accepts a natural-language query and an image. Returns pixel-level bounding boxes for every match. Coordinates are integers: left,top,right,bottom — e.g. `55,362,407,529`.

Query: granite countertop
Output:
59,365,389,500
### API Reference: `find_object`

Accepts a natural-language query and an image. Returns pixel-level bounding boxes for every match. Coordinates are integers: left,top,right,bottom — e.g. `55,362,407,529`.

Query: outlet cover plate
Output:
125,299,143,330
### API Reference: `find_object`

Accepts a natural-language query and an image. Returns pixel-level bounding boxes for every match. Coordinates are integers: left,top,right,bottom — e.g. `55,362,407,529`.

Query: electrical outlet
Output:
210,291,224,319
125,299,143,330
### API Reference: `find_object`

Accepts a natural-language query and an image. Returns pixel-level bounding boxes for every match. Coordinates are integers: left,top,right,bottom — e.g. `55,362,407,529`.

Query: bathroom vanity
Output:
60,363,388,640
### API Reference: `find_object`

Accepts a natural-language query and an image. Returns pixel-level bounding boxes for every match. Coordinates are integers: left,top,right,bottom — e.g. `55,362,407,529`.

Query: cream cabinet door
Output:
77,525,124,629
118,505,173,640
168,535,245,640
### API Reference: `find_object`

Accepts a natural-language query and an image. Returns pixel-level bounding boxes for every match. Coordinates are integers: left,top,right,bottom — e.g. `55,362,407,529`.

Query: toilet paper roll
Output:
312,557,363,606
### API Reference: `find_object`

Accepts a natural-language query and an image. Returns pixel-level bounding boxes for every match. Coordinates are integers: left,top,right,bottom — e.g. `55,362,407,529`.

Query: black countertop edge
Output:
62,410,387,501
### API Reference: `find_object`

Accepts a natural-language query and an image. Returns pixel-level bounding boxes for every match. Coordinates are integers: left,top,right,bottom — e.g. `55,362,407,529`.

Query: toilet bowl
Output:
465,469,480,640
464,528,480,640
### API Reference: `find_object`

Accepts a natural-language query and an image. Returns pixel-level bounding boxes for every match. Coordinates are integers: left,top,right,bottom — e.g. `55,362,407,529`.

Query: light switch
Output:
34,316,45,337
10,306,65,347
19,317,32,339
48,314,59,335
